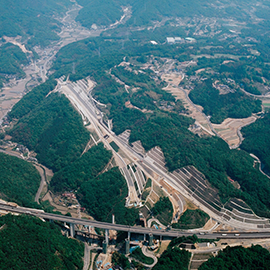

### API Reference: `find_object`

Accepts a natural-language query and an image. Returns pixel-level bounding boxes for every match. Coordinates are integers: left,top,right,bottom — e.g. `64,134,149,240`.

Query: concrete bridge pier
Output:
105,229,109,244
125,238,130,254
102,240,108,254
70,223,75,238
149,233,153,246
128,231,131,240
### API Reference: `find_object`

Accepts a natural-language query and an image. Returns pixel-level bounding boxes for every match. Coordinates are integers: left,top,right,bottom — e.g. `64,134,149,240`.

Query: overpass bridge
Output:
2,204,270,243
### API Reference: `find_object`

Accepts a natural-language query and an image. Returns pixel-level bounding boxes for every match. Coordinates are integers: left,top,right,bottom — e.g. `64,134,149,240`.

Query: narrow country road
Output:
34,165,47,204
83,243,91,270
141,246,158,268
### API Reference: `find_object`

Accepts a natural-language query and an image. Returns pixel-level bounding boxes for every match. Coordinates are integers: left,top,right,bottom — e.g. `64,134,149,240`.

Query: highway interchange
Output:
56,77,270,232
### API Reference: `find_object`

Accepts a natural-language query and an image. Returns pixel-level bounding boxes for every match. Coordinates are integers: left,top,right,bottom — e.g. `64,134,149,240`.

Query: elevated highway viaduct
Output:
1,204,270,242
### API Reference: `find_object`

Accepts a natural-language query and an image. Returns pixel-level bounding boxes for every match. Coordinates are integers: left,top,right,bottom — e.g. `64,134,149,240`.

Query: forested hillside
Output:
76,0,123,27
189,80,261,124
0,152,40,207
8,79,57,119
75,0,258,28
0,214,84,270
0,43,28,76
199,245,270,270
9,93,90,172
153,246,191,270
50,143,112,191
241,113,270,174
79,167,138,225
4,0,270,226
0,0,72,47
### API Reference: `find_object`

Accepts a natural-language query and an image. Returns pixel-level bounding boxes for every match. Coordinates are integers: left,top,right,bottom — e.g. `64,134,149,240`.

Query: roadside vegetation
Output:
130,247,154,265
112,252,145,270
172,209,210,230
152,197,173,226
0,214,84,270
0,152,40,207
112,252,131,270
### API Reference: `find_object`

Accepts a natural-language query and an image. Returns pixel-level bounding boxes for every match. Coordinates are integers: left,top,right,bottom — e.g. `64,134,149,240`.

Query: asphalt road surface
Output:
1,204,270,240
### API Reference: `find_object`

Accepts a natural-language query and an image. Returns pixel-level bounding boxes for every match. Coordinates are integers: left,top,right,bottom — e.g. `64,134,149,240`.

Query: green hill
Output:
0,152,40,207
199,245,270,270
9,93,90,172
0,214,84,270
0,0,72,47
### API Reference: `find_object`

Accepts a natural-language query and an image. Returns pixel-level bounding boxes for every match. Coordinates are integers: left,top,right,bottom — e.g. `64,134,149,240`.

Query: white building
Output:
166,37,175,43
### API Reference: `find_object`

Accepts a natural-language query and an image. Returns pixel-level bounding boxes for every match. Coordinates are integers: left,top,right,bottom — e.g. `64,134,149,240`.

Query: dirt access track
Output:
161,73,259,148
161,73,214,136
212,116,257,148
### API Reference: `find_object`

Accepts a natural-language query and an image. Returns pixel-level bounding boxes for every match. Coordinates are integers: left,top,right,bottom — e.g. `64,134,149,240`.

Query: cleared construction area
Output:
212,116,257,148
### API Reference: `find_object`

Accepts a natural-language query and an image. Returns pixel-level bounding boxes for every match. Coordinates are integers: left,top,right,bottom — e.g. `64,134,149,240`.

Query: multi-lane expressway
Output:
58,78,270,231
1,203,270,240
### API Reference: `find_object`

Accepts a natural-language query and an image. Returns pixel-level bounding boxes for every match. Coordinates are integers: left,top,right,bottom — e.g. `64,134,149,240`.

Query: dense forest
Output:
153,247,191,270
0,43,28,76
79,167,138,225
75,0,257,28
199,245,270,270
8,93,90,172
241,113,270,175
0,0,72,47
0,214,84,270
0,152,40,207
189,79,261,124
8,79,57,120
76,0,123,27
50,143,112,192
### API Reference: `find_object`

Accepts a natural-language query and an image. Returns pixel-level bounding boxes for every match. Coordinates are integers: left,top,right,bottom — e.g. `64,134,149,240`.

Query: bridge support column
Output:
149,233,153,246
128,231,131,240
125,238,130,255
105,229,109,245
144,234,146,242
102,240,108,254
70,223,75,238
